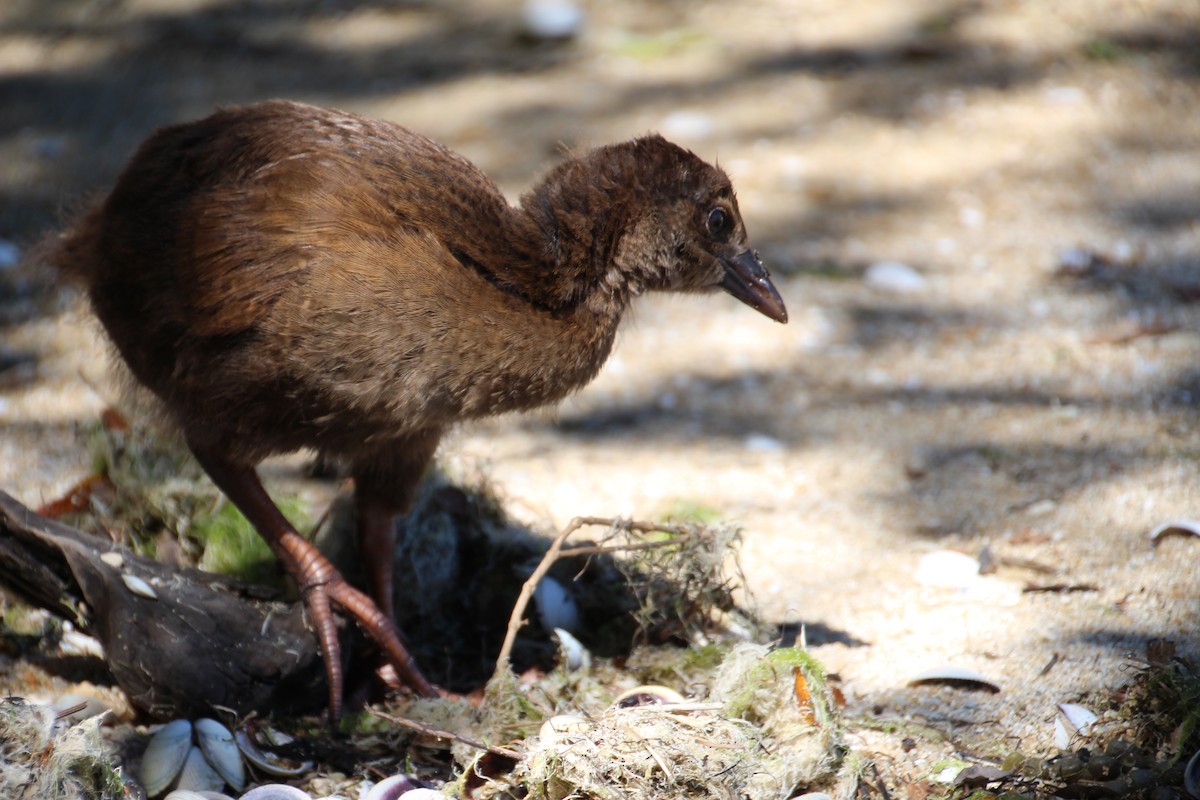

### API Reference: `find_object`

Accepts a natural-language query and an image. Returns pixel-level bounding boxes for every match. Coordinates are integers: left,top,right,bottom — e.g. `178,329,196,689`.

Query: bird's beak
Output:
720,249,788,323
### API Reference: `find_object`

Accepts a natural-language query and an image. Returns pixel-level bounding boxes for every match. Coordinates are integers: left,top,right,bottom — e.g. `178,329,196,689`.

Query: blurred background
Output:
2,0,1199,770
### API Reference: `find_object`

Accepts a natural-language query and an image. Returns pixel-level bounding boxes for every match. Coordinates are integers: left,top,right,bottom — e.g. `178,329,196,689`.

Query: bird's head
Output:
615,136,787,324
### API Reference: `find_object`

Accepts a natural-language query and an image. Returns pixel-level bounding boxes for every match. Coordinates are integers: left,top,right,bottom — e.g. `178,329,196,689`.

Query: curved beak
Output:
720,249,788,323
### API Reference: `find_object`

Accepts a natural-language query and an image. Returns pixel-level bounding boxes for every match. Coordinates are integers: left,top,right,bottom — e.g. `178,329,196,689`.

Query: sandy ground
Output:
2,0,1199,793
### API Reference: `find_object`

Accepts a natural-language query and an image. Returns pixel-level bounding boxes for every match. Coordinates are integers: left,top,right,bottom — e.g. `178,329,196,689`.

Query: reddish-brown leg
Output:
351,428,443,625
356,504,399,622
190,446,436,721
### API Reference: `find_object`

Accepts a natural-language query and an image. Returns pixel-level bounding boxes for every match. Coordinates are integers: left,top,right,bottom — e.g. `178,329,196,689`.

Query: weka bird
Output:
50,100,787,719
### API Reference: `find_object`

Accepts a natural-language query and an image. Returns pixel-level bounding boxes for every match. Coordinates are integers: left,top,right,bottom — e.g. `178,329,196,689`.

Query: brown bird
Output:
50,100,787,719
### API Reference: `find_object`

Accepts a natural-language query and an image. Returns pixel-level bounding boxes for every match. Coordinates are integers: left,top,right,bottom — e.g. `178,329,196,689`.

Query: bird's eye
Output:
706,207,731,239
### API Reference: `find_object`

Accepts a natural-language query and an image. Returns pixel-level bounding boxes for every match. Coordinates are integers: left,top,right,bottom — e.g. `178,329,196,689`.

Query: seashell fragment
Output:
908,666,1001,693
239,785,314,800
164,791,236,800
1149,519,1200,546
553,627,591,671
396,789,445,800
914,550,981,590
1054,703,1097,749
235,730,313,777
53,693,111,723
100,551,125,568
537,714,590,745
140,719,193,797
1184,747,1199,799
177,745,225,793
612,685,687,708
195,718,245,791
122,573,158,599
363,775,423,800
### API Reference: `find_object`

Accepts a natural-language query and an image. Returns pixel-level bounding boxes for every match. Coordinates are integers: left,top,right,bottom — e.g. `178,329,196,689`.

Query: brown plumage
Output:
50,99,786,718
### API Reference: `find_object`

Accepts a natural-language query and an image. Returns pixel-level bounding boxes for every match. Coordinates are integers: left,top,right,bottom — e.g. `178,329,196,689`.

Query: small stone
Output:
744,434,784,453
660,110,715,140
865,260,927,294
1057,246,1093,272
915,550,980,589
521,0,584,40
1045,86,1086,105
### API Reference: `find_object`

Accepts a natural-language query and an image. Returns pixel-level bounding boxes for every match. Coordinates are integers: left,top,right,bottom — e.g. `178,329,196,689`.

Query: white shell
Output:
914,550,981,589
239,785,314,800
194,718,245,791
139,719,193,797
552,627,591,671
235,730,313,777
521,0,584,40
537,714,590,744
396,790,445,800
363,775,423,800
612,685,686,708
53,693,110,723
865,260,928,294
163,791,236,800
1054,703,1097,748
1149,519,1200,544
177,745,225,792
122,573,158,599
100,551,125,568
534,576,580,634
908,666,1001,693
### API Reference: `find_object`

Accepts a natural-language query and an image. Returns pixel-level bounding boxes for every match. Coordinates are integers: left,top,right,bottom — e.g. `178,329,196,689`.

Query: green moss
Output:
1084,38,1128,62
192,496,310,583
723,647,830,720
659,499,724,525
607,28,709,60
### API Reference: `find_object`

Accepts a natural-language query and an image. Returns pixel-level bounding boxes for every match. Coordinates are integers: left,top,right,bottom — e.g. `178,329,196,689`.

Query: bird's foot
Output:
285,535,437,722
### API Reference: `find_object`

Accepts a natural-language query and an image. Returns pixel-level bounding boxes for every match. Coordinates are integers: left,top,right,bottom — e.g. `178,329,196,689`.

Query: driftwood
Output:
0,490,327,718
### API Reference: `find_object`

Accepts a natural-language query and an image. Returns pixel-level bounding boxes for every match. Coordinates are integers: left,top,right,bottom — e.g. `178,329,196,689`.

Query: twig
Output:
493,515,593,673
491,516,703,676
556,534,693,559
368,708,521,760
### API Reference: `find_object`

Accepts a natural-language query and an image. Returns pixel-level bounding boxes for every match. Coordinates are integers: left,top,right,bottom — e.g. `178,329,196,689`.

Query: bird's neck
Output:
488,143,656,322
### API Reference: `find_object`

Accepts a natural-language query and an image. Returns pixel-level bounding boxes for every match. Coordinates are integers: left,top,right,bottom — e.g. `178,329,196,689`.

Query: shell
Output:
1149,519,1200,545
122,573,159,599
53,693,111,724
139,719,194,797
195,718,245,791
164,791,236,800
235,730,313,777
612,685,686,708
238,785,314,800
537,714,591,745
908,666,1001,693
396,790,445,800
177,745,226,793
1053,703,1097,749
363,775,423,800
553,627,591,671
1184,747,1199,799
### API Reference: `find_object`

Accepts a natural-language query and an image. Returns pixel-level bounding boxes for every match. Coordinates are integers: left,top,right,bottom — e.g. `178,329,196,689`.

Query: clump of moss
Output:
0,698,124,800
510,644,841,800
192,496,309,584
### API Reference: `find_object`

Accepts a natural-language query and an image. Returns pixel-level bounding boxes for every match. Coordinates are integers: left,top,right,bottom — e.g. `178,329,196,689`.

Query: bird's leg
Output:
351,428,443,680
356,504,398,622
190,446,436,722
